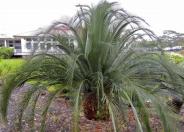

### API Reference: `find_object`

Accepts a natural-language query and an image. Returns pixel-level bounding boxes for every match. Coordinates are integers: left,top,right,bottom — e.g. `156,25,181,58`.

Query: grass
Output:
0,59,24,79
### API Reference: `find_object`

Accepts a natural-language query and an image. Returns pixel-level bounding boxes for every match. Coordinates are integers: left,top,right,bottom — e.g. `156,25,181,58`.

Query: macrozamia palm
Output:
1,1,184,131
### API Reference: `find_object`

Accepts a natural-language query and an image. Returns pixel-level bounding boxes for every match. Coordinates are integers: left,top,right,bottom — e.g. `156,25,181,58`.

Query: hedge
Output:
0,47,14,59
167,52,184,64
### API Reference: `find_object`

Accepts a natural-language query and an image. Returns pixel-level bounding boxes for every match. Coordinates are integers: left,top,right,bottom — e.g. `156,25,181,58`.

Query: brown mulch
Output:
0,84,184,132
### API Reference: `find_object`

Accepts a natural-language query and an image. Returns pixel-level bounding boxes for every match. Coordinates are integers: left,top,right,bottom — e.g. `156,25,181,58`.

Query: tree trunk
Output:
83,92,110,120
167,97,183,113
83,92,97,120
171,97,183,113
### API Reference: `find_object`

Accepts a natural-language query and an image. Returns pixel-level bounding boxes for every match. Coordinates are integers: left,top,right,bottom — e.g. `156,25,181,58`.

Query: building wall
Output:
0,36,74,56
0,38,22,55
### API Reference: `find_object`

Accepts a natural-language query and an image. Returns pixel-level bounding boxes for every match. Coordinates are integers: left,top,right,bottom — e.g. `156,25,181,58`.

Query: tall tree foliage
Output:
160,30,184,48
0,1,184,131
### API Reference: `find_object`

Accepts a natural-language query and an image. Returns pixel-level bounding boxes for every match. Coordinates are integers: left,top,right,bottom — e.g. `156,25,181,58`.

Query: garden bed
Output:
0,84,183,132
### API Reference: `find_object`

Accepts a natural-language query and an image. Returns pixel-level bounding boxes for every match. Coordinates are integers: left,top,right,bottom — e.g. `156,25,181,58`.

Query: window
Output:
15,44,21,49
26,38,31,41
46,38,51,41
40,43,45,50
0,40,4,44
0,40,4,47
0,43,4,47
15,40,21,43
8,40,13,44
46,43,51,50
52,43,57,49
26,43,32,49
32,38,38,41
9,44,13,47
40,38,44,41
33,43,38,50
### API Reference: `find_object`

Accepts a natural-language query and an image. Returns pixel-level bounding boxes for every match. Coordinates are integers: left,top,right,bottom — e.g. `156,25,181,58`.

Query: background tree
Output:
159,30,184,48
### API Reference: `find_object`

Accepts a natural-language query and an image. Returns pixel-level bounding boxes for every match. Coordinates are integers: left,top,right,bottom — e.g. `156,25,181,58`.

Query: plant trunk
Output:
171,97,183,113
167,97,183,113
83,92,98,120
83,92,110,120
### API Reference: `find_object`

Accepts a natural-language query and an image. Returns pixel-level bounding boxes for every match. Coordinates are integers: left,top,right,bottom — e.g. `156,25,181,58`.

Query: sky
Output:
0,0,184,36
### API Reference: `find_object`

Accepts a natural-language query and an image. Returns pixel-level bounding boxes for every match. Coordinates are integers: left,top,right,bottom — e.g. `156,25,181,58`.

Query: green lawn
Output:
0,59,24,79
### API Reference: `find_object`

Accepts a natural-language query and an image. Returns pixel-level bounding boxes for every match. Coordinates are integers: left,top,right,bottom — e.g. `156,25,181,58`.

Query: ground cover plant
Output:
0,1,184,131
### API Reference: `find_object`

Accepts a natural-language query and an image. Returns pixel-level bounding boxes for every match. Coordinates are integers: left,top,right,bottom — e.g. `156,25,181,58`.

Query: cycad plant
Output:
1,1,184,131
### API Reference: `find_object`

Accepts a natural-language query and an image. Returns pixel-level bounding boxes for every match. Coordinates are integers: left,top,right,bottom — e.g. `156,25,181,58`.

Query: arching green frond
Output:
40,88,61,132
123,91,143,132
27,90,41,132
72,81,84,132
15,84,42,131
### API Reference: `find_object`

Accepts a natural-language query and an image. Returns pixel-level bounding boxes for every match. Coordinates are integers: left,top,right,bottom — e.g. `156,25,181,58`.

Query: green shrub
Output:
0,47,14,59
167,52,184,64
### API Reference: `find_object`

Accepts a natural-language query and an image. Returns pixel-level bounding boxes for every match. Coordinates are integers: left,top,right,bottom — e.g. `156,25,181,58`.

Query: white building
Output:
0,28,74,56
0,34,22,55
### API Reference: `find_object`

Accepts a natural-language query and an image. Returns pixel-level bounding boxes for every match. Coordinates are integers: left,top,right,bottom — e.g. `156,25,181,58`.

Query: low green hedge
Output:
0,47,14,59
